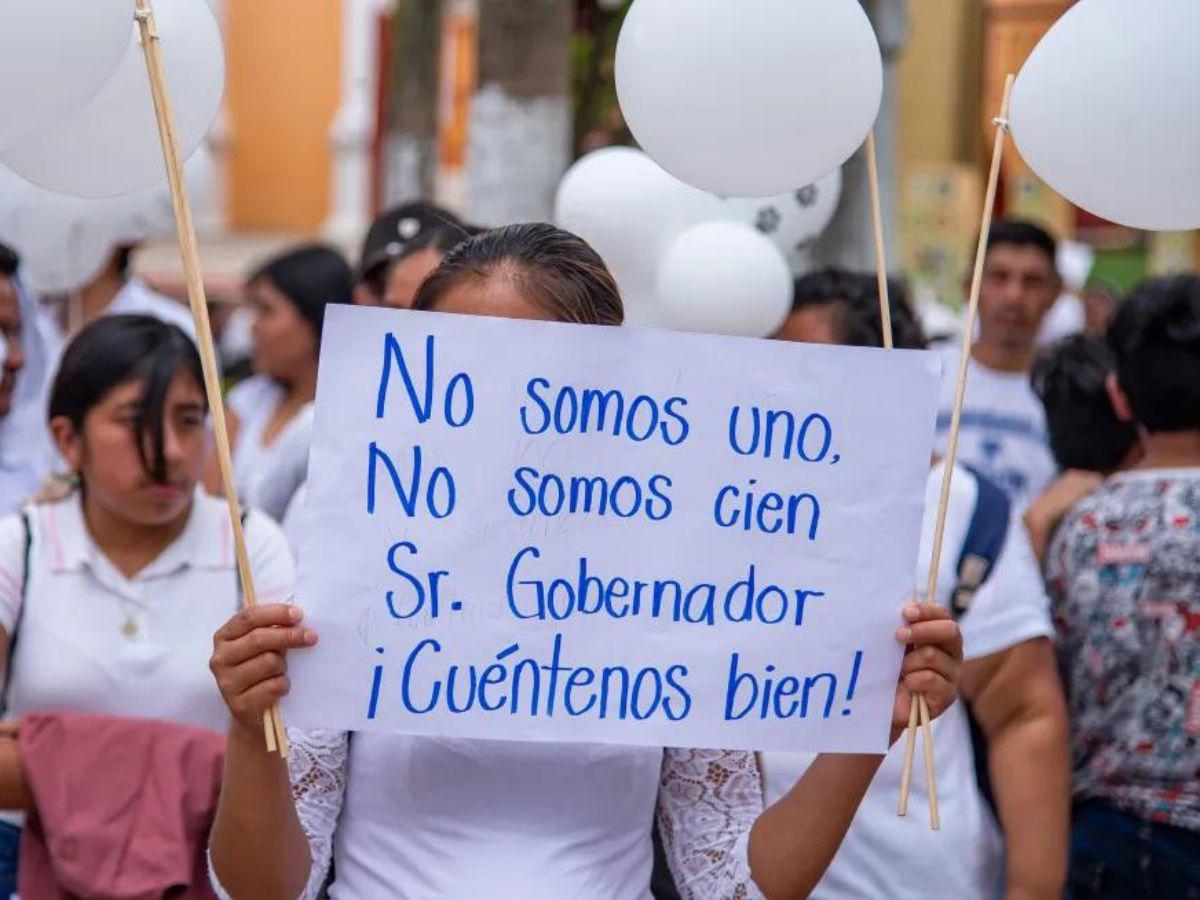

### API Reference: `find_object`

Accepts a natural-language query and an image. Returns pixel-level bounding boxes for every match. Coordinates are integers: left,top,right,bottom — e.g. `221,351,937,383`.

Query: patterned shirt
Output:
1046,468,1200,831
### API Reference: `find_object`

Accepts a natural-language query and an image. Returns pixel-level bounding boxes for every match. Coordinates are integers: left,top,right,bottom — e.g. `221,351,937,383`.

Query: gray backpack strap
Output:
1,511,33,715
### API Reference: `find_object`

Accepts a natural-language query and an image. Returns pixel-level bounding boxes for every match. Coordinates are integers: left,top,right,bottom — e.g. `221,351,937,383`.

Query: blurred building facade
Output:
210,0,575,240
202,0,1196,294
897,0,1199,301
210,0,390,238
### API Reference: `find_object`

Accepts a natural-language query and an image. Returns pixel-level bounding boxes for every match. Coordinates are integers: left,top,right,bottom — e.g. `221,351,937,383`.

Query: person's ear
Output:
49,415,84,474
1106,373,1134,423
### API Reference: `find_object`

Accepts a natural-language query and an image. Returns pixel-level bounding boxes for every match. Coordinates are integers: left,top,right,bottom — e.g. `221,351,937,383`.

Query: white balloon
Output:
0,165,114,294
1010,0,1200,231
718,169,843,272
1,0,225,199
0,148,213,294
616,0,882,198
620,288,671,328
107,144,216,244
0,0,132,152
555,147,720,324
656,222,792,338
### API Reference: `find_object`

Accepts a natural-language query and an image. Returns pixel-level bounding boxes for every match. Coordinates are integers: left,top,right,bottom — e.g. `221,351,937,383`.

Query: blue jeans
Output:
1069,800,1200,899
0,820,18,899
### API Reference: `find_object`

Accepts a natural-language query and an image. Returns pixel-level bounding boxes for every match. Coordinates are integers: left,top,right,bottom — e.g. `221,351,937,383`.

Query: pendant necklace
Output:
114,596,141,639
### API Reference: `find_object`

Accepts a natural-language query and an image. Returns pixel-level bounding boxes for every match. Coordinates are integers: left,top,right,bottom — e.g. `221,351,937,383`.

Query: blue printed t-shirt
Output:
933,344,1057,512
1045,468,1200,832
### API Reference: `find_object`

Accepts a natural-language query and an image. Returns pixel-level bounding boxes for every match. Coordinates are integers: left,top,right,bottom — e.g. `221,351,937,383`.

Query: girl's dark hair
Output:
49,315,205,484
402,223,478,263
114,245,135,280
1031,335,1138,472
250,244,353,339
1107,274,1200,432
413,223,624,326
791,268,927,350
985,219,1058,269
0,241,18,277
362,223,478,300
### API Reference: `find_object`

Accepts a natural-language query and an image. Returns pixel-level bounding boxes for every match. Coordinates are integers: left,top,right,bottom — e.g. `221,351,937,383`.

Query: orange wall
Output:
225,1,342,232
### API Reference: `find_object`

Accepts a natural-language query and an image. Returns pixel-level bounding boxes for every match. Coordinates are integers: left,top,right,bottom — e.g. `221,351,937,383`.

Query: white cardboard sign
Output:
286,305,941,754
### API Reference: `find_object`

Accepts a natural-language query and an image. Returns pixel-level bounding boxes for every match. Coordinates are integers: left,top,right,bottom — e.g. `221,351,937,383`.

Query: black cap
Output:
358,202,468,283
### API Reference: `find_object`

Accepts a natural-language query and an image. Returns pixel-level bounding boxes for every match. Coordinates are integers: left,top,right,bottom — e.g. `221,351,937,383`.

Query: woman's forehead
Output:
431,274,554,323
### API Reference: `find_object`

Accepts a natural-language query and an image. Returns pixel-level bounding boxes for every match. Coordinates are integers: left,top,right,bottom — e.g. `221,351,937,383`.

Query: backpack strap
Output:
1,511,33,716
950,467,1012,620
951,467,1012,823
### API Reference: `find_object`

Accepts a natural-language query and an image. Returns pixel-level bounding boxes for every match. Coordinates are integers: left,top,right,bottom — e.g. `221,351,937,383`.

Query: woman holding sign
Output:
208,225,963,900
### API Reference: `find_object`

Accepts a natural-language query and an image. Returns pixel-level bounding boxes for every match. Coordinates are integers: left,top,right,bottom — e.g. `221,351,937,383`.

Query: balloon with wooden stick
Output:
894,75,1017,827
128,0,288,755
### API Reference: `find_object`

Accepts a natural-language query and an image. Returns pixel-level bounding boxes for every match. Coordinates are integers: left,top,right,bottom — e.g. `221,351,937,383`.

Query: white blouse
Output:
228,376,312,510
269,729,768,899
0,491,294,733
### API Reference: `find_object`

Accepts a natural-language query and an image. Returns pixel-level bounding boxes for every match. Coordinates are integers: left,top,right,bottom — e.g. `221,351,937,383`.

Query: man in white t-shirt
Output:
761,270,1070,900
761,467,1066,899
935,221,1063,512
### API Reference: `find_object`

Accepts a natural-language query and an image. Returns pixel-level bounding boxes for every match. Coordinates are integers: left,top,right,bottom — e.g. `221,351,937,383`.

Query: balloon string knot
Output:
133,7,160,39
992,116,1011,133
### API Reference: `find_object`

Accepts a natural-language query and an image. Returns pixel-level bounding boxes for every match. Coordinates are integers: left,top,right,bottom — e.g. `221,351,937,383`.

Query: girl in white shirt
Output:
208,225,963,900
0,314,293,807
252,215,476,524
227,245,352,508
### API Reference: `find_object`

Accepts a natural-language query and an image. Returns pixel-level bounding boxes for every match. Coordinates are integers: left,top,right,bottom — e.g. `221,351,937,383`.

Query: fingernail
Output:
289,606,303,623
303,629,318,645
896,627,913,643
903,604,920,621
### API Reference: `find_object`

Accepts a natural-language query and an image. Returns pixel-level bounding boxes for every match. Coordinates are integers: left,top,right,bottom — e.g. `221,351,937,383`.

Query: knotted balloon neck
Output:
133,6,160,41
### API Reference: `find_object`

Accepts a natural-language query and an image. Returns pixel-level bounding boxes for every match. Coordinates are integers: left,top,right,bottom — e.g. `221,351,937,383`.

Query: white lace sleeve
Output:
657,748,766,900
287,727,349,899
208,728,349,900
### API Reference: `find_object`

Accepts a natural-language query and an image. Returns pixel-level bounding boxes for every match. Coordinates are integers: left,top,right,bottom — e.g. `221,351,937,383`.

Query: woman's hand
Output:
891,602,962,742
210,604,318,735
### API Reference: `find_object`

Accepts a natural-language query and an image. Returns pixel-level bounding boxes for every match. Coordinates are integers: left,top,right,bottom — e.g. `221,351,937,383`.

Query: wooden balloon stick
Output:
897,73,1016,826
133,0,288,757
867,128,938,827
865,133,894,351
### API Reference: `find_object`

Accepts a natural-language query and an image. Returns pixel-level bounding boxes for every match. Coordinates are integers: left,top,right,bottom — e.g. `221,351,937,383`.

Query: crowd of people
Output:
0,203,1195,899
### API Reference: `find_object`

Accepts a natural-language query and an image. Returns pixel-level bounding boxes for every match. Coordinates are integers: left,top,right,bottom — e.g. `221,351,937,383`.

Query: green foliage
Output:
572,1,634,157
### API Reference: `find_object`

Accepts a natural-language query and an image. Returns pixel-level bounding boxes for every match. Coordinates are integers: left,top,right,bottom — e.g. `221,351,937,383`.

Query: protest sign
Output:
286,305,941,754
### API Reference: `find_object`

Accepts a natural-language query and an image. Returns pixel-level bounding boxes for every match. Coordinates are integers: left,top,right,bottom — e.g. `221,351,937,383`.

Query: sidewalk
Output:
135,229,356,304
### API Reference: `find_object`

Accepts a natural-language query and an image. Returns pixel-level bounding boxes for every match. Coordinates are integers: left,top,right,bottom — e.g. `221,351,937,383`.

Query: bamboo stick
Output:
133,0,288,757
897,73,1016,825
865,132,894,351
